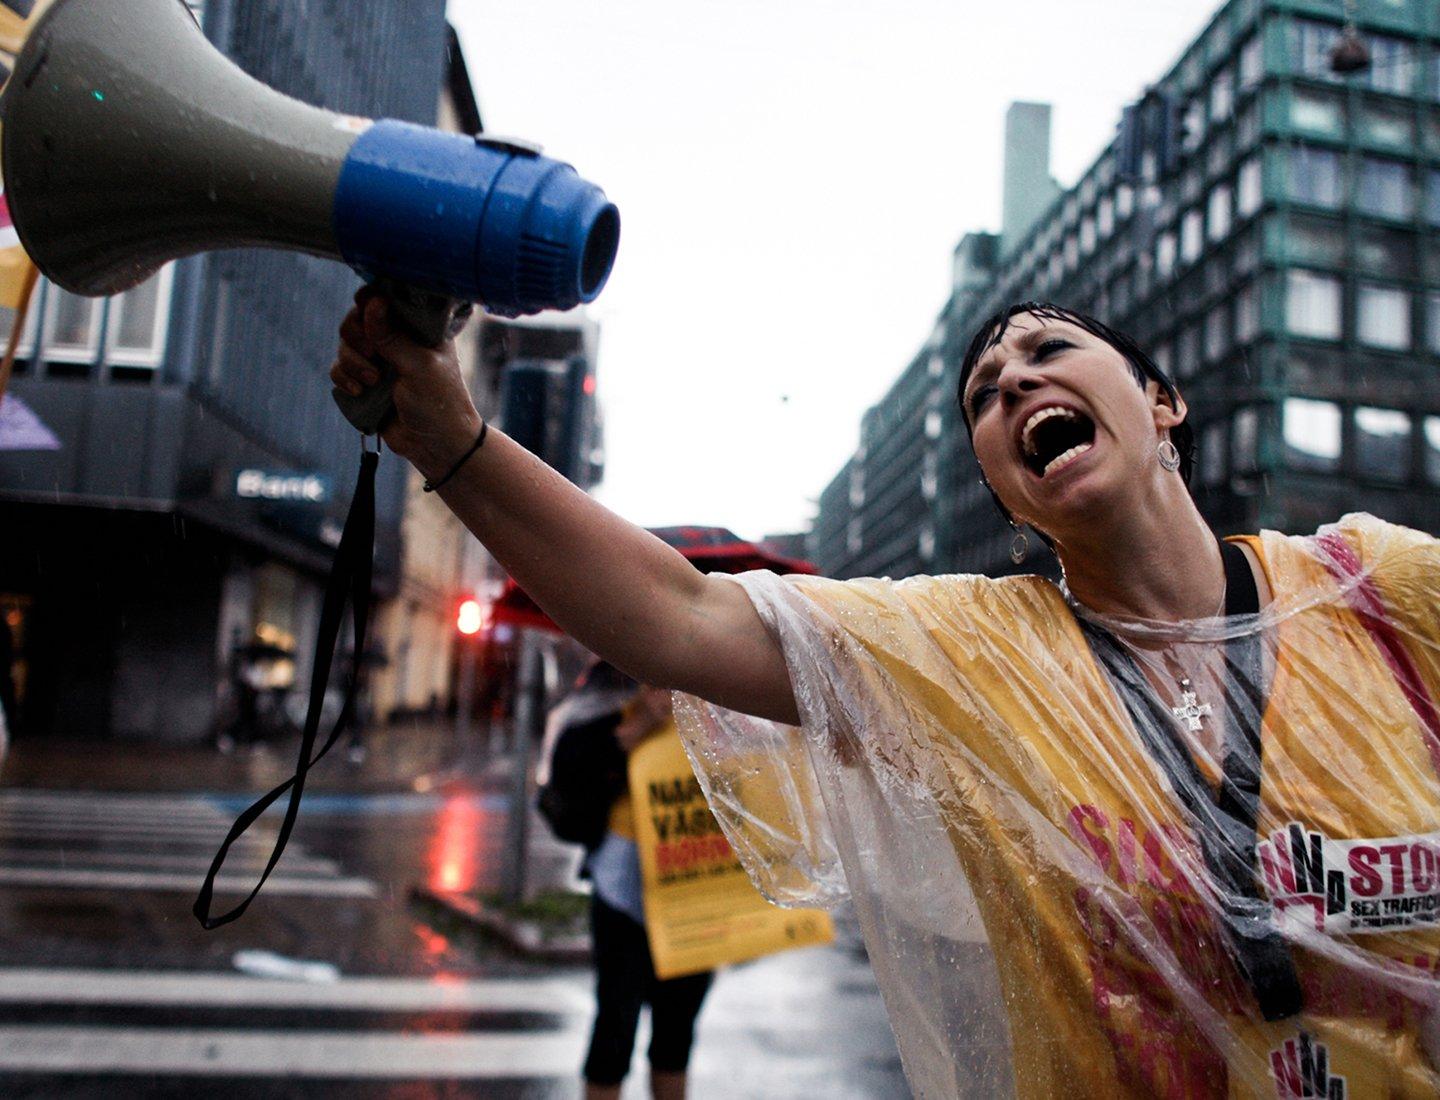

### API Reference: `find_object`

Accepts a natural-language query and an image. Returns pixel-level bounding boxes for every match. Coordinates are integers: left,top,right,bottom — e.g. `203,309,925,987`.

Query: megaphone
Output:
1,0,620,432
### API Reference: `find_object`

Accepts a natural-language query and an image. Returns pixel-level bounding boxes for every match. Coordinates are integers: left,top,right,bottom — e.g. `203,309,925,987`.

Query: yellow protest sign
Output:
629,721,833,979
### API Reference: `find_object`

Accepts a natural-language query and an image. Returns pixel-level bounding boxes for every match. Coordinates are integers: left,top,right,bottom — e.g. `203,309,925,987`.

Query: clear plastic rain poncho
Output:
675,514,1440,1098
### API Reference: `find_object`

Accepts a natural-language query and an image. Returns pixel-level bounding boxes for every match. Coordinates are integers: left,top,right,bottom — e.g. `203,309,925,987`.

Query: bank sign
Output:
234,468,332,504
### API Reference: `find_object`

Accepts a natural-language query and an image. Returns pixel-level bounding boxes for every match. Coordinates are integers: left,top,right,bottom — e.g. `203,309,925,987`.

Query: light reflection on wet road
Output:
0,779,914,1097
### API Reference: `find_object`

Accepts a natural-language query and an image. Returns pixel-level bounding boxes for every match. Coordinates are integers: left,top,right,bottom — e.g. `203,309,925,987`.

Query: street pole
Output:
501,627,542,905
454,634,475,747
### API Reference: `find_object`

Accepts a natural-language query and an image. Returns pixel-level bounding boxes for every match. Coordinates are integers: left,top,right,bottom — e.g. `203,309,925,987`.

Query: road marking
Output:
0,791,372,897
0,970,593,1014
0,868,378,897
0,849,340,874
0,1026,588,1078
0,822,280,842
0,792,229,814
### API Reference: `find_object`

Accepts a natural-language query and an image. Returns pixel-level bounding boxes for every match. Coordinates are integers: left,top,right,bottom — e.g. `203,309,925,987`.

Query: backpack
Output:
536,712,627,850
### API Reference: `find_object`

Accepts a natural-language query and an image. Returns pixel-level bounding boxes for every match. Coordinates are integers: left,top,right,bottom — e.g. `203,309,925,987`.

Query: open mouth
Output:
1020,406,1096,478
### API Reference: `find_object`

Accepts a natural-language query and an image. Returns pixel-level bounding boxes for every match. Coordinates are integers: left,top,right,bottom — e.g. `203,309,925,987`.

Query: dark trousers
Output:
583,895,713,1086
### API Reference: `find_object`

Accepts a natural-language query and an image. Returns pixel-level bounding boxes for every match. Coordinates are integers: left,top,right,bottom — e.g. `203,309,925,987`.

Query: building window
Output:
1355,225,1415,278
1208,185,1232,242
1235,283,1260,343
1080,216,1096,256
1358,101,1411,150
1204,303,1229,363
1237,103,1261,151
1292,21,1341,80
1283,398,1341,473
1286,270,1341,340
848,468,865,508
1177,325,1201,379
42,284,102,362
1156,232,1177,277
1357,159,1413,220
924,410,942,440
1116,184,1134,220
1428,292,1440,355
1425,418,1440,485
1237,157,1262,217
106,264,174,367
1356,283,1410,350
1233,407,1260,473
1239,35,1263,90
1181,208,1204,264
846,518,862,555
1184,98,1206,154
1290,88,1343,137
1289,146,1342,208
1098,196,1114,239
1354,407,1411,481
918,526,935,562
1285,215,1346,267
1202,421,1227,486
1366,36,1412,97
1210,68,1235,122
1426,169,1440,226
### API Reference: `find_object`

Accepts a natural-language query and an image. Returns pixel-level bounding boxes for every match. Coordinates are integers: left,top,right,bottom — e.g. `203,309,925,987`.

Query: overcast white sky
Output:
448,0,1222,540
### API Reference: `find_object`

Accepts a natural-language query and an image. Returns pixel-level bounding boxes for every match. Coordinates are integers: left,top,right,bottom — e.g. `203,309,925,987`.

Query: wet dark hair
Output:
957,302,1195,532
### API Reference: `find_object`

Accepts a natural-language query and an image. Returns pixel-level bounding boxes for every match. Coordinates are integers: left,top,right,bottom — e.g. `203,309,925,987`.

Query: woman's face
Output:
961,312,1184,537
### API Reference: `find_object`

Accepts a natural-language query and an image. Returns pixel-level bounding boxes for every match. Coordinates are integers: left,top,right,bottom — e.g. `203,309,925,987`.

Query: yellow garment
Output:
676,515,1440,1098
606,788,636,840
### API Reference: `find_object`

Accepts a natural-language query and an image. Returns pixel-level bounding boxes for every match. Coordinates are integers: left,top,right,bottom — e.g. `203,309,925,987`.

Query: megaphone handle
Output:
331,277,475,435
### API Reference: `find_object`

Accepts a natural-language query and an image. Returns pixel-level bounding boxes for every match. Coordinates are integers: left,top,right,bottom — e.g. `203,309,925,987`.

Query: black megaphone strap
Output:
193,448,378,929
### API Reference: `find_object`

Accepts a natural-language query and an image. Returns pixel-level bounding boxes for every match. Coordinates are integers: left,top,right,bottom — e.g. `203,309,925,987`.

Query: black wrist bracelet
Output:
422,421,488,493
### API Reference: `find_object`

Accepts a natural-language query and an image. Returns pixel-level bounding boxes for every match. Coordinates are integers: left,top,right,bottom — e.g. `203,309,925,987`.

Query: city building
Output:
0,0,457,741
813,0,1440,581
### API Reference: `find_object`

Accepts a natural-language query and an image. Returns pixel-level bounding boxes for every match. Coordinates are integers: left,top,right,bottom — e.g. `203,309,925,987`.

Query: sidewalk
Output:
0,715,493,795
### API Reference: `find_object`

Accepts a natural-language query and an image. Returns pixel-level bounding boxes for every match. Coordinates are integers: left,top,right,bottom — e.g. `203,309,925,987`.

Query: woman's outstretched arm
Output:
331,295,800,726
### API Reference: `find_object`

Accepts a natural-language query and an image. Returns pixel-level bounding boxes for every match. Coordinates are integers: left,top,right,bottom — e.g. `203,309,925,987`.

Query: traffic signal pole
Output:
501,626,548,905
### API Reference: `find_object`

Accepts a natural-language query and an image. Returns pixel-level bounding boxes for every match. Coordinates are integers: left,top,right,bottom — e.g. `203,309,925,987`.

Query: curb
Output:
409,884,592,963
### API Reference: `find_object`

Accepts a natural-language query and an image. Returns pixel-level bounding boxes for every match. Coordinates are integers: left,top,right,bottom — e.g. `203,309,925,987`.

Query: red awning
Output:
491,526,817,634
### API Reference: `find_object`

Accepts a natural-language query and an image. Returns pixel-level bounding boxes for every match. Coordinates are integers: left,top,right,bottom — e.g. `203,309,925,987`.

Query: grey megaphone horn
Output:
1,0,620,433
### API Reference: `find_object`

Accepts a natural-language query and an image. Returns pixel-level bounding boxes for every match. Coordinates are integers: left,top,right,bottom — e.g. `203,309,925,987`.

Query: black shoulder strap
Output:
193,449,378,929
1077,541,1302,1021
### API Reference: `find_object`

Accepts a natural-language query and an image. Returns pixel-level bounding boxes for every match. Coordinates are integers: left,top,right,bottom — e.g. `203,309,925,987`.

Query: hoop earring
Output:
1157,438,1181,472
1009,525,1029,565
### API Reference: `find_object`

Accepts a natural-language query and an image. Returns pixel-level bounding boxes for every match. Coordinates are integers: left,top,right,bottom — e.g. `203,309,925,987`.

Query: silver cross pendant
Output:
1170,678,1213,733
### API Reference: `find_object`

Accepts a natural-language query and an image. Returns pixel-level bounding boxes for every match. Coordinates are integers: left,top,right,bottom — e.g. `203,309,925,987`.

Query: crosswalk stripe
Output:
0,792,228,813
0,970,593,1014
0,790,374,896
0,849,340,874
0,822,277,841
0,867,378,897
0,1025,588,1078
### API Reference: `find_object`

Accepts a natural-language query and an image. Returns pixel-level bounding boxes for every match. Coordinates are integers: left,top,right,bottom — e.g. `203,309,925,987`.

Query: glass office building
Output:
812,0,1440,580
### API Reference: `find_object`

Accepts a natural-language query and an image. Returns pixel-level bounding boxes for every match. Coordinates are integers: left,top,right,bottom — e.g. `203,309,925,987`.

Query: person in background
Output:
543,665,713,1100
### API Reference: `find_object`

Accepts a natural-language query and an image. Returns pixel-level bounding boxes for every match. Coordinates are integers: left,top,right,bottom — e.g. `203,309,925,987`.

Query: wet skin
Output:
961,312,1188,551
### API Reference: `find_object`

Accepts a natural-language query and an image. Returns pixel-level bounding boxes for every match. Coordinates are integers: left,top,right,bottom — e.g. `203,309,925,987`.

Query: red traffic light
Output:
457,599,485,636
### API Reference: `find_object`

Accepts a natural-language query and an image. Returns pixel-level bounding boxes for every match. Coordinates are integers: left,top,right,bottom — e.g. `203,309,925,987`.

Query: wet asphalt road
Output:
0,751,911,1098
